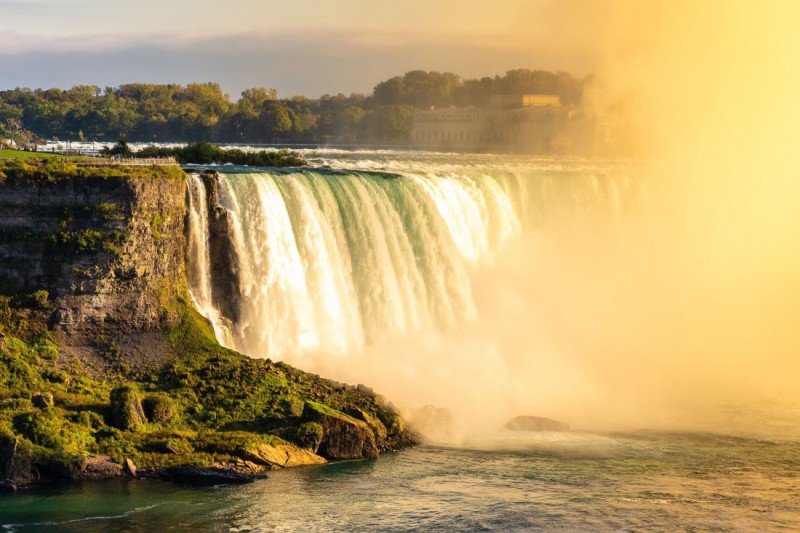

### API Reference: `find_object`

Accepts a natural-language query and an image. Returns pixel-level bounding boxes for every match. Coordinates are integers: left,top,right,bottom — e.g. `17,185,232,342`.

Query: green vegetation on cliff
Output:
0,293,415,486
0,158,185,184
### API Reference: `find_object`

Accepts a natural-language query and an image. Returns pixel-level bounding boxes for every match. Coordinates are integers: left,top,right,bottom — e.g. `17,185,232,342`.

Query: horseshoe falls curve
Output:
186,165,634,365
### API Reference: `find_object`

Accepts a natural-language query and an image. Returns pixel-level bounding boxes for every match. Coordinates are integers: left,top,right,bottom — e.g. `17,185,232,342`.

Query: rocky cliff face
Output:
195,170,242,325
0,172,186,354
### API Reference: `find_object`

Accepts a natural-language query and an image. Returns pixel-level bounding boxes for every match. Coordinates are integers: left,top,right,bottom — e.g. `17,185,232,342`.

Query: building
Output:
411,94,573,153
490,94,561,108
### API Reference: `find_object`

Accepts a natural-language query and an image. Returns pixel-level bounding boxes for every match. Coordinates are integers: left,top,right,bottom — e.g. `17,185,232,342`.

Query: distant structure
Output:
411,94,576,153
490,94,561,108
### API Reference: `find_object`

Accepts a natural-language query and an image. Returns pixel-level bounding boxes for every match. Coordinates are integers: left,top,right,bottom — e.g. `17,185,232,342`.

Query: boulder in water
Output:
505,416,570,432
68,454,123,481
160,466,255,486
124,458,138,478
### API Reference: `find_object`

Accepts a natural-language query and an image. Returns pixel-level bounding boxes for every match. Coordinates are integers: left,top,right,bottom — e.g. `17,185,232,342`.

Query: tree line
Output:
0,70,588,144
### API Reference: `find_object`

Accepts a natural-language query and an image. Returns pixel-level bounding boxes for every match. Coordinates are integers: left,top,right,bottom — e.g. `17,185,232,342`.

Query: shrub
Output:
14,410,63,448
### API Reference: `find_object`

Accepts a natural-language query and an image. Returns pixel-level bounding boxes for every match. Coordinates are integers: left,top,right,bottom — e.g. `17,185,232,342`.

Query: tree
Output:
107,137,132,157
359,105,414,141
2,118,34,147
262,102,293,140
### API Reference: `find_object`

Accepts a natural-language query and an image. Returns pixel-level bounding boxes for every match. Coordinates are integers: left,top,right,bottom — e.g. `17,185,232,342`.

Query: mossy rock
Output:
143,395,176,424
354,409,388,448
110,385,146,430
31,392,54,409
294,421,324,453
302,402,378,460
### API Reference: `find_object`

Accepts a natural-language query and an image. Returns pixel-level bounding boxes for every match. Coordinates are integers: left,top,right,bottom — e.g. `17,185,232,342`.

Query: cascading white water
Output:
187,157,636,365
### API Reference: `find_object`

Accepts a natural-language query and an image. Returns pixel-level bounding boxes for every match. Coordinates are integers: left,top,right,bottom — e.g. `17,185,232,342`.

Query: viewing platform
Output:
68,156,179,167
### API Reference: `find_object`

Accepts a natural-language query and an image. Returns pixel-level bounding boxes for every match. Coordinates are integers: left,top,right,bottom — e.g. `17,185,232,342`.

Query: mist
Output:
293,1,800,439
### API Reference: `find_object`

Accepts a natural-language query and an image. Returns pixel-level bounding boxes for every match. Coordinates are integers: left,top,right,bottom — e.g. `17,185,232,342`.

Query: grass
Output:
0,157,185,184
0,149,61,161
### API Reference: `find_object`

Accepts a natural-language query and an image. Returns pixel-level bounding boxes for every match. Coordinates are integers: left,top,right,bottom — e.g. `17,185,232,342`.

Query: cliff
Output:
0,159,417,490
0,165,187,371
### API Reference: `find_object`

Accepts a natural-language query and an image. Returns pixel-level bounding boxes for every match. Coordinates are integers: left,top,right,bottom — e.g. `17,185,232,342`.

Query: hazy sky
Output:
0,0,601,97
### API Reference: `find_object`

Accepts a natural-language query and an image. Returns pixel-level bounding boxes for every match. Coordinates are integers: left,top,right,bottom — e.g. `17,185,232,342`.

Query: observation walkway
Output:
70,157,178,166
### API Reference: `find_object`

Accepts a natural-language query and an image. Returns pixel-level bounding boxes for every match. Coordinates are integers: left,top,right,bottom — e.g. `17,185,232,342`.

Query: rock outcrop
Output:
31,392,54,409
194,170,243,325
239,442,326,469
0,173,186,328
68,455,123,481
155,466,256,486
0,435,38,488
142,394,176,424
302,402,379,460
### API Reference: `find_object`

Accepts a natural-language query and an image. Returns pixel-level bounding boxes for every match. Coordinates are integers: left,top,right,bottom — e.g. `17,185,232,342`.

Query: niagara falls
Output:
2,0,800,531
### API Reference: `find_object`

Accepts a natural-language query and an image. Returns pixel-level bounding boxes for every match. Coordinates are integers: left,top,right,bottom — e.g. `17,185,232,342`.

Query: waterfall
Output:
186,166,635,361
185,174,236,347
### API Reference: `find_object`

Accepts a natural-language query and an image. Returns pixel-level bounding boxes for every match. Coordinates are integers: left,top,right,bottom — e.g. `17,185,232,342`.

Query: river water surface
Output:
2,429,799,531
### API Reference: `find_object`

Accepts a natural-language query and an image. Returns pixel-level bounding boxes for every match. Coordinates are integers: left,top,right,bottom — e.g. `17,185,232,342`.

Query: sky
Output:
0,0,604,97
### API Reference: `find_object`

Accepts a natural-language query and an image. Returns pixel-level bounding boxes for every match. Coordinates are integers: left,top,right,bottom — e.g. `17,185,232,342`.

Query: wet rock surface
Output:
68,454,123,481
0,435,38,488
154,466,257,486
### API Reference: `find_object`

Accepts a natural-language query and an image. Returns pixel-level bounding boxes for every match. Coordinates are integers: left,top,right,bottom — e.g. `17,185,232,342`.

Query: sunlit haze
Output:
0,0,601,96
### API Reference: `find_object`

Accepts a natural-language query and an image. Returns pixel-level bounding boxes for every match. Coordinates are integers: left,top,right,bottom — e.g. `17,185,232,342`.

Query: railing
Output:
69,157,178,167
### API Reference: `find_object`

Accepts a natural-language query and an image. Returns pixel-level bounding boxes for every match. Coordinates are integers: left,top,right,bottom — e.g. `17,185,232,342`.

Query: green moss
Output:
13,409,95,454
151,212,165,239
50,229,128,256
95,202,125,221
